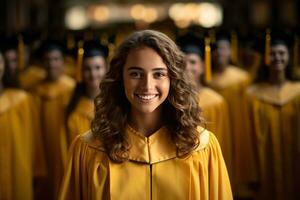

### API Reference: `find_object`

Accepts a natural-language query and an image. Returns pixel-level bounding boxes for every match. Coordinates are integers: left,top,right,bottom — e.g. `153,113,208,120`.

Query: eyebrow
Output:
127,66,168,71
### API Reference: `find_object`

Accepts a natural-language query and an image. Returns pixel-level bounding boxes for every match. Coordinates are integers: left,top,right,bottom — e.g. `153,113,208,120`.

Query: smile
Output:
135,94,158,101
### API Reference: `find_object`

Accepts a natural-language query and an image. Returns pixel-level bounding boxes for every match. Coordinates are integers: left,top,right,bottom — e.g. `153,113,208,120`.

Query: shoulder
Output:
60,75,76,88
73,130,106,152
5,89,30,106
199,87,225,105
194,126,222,153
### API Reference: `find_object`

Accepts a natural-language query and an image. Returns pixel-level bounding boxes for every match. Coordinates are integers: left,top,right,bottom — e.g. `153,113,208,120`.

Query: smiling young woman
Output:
59,30,232,200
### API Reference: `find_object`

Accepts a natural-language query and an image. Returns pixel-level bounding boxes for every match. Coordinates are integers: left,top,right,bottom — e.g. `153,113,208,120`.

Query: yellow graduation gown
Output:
246,81,300,200
209,66,256,195
59,126,233,200
33,75,75,199
66,96,94,145
19,65,46,91
61,96,94,164
198,87,233,182
0,89,46,200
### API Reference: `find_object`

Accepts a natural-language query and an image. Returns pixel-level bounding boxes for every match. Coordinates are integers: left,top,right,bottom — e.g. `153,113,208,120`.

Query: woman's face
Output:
213,40,231,67
82,56,106,90
270,44,289,71
4,49,18,74
123,47,170,115
185,53,204,83
43,50,64,81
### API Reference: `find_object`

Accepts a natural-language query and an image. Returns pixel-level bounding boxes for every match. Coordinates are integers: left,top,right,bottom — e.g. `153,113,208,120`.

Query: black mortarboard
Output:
270,29,293,48
83,40,109,59
176,32,204,58
40,39,65,55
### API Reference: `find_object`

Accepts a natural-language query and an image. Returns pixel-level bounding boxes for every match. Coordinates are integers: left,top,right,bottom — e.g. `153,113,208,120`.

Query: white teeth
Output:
136,94,157,100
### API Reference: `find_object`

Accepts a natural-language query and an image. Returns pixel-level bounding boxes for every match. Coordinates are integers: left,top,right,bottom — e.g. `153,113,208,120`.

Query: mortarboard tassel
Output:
264,29,271,66
204,37,212,83
76,40,84,82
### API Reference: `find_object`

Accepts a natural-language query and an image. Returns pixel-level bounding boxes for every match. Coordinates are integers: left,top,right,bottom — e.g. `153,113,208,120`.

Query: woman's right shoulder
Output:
71,130,106,153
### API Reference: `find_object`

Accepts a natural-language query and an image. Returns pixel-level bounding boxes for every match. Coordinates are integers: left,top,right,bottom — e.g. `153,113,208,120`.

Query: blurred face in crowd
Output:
185,53,204,84
213,40,231,68
270,44,289,72
43,50,64,81
82,55,107,91
4,49,18,74
0,52,4,80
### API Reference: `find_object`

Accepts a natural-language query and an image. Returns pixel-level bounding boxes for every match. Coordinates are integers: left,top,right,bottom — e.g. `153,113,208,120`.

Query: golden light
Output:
144,7,158,23
93,6,110,22
197,3,222,28
184,3,199,21
131,4,146,20
168,3,184,21
175,20,191,29
65,6,89,30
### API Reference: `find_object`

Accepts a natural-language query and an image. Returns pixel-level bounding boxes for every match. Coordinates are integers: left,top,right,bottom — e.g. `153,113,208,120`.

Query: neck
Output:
86,86,100,99
195,81,203,91
128,107,164,137
269,69,286,87
215,63,227,73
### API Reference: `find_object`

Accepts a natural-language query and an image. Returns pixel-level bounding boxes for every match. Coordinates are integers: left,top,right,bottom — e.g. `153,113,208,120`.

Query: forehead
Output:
124,47,167,70
44,49,63,57
186,53,202,61
217,40,230,47
83,56,105,65
271,44,289,52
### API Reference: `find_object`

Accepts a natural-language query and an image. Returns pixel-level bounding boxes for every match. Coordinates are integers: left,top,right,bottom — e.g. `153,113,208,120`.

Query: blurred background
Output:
1,0,299,36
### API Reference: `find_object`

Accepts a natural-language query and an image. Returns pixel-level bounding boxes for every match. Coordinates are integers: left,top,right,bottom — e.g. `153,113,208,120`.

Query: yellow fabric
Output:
198,87,233,181
246,81,300,200
0,89,46,200
61,96,94,167
64,57,77,78
19,65,46,91
209,66,256,195
59,126,232,200
33,75,75,199
67,96,94,145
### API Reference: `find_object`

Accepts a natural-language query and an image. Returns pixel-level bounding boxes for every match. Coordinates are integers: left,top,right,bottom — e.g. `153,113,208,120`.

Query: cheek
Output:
160,80,170,95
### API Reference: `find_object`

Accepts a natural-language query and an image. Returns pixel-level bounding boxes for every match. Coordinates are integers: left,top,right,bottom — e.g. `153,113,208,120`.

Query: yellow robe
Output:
0,89,46,200
19,65,46,91
59,126,233,200
198,87,233,182
61,96,94,165
67,96,94,145
246,81,300,200
33,75,75,199
209,66,256,195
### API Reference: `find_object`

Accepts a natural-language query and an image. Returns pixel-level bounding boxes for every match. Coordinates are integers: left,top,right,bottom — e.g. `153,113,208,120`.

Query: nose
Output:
140,74,154,90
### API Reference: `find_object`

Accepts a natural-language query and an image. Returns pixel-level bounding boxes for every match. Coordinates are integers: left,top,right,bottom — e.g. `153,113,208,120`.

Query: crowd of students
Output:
0,27,299,200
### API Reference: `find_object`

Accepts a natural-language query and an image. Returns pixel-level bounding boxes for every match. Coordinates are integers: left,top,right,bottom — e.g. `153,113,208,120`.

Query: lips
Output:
134,94,158,102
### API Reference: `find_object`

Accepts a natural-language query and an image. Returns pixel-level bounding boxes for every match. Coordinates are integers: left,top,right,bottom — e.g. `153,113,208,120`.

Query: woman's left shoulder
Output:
194,126,220,152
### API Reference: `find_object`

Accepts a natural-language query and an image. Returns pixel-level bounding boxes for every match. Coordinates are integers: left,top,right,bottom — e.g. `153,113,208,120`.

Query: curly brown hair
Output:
91,30,203,162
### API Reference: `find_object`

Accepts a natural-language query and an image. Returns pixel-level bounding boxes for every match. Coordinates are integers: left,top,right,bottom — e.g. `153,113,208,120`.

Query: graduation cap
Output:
176,32,204,58
38,39,65,57
176,32,212,83
83,40,109,59
3,36,18,53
